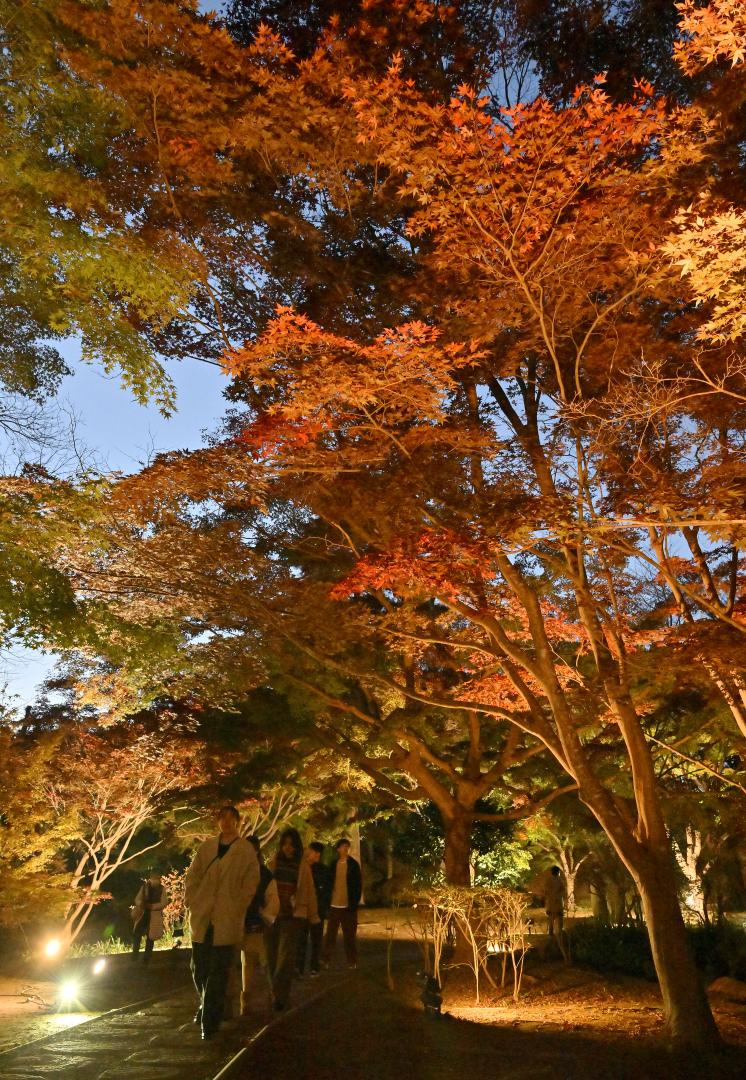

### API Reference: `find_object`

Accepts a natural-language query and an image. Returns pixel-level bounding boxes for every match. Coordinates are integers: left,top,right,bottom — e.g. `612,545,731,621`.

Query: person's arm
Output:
262,878,280,925
184,844,207,908
304,861,320,923
350,858,363,909
239,840,260,907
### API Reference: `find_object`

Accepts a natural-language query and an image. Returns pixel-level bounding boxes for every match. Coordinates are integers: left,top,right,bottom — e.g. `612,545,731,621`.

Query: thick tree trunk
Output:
442,810,474,967
442,811,473,886
589,880,609,924
636,854,720,1049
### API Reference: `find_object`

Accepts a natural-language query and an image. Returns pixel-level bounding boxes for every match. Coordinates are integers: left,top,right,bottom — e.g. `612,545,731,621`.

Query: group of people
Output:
133,805,363,1042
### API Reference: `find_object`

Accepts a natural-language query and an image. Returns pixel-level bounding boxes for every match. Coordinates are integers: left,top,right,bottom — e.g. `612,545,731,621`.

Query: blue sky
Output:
1,340,229,709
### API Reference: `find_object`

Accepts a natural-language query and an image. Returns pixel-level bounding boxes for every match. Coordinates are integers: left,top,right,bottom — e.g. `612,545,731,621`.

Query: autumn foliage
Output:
4,0,746,1051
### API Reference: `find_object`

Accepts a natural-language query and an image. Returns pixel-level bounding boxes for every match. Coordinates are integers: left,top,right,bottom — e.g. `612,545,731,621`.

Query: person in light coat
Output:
544,865,567,937
130,871,166,964
185,805,259,1040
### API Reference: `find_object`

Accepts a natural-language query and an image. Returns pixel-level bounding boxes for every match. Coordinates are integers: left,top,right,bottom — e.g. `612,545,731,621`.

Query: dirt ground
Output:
240,942,746,1080
441,959,746,1048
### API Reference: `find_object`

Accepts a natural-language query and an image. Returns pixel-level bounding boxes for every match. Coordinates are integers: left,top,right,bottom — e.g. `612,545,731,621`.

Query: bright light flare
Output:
92,958,106,976
58,979,80,1005
44,938,62,959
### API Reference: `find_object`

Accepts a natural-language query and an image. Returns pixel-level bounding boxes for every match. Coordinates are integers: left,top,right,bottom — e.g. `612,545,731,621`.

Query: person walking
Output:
185,805,259,1040
544,865,567,938
130,871,166,964
265,827,318,1010
240,835,279,1016
296,841,331,977
321,837,362,970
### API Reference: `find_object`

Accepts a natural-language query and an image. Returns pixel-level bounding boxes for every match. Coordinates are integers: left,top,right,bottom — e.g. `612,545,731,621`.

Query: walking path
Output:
0,951,359,1080
1,931,744,1079
237,960,745,1080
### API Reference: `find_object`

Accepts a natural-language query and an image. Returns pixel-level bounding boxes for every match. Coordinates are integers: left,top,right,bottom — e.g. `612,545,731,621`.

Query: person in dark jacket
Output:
321,837,362,969
296,841,331,977
240,835,279,1016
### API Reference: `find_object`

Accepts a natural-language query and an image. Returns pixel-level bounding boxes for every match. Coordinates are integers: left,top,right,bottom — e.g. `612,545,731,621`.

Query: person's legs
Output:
202,944,235,1036
321,909,342,965
131,914,146,958
340,909,358,966
240,933,264,1014
264,921,280,1000
309,920,324,974
272,917,300,1008
296,918,310,974
191,937,210,1020
143,936,154,963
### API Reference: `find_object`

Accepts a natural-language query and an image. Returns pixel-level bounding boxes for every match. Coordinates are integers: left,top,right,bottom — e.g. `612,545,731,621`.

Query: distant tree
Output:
0,710,78,930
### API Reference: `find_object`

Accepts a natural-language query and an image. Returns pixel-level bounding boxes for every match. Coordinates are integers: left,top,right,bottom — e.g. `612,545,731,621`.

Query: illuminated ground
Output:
0,975,96,1053
0,923,744,1079
241,960,746,1080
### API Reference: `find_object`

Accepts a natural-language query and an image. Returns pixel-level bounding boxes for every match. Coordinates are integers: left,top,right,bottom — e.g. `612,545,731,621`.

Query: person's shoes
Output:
347,963,358,970
309,969,320,978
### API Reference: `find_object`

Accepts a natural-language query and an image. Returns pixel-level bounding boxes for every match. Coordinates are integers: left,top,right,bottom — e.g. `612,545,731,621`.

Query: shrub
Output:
567,922,656,980
567,919,746,982
687,922,746,981
70,937,129,957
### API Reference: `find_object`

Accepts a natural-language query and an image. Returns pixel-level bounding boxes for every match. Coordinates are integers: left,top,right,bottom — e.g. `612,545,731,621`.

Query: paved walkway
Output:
2,939,743,1080
0,951,360,1080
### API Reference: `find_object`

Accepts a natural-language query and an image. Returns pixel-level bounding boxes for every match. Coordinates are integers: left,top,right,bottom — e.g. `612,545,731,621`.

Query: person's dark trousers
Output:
322,908,358,966
131,916,154,961
191,926,235,1037
296,918,324,974
265,916,301,1007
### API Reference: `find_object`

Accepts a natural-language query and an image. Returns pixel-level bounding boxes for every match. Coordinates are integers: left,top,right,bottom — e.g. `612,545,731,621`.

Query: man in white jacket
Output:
185,805,259,1040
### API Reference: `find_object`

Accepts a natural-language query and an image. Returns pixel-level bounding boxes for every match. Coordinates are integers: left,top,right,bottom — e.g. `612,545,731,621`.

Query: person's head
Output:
307,841,324,865
278,827,303,861
217,804,240,835
551,866,561,877
335,838,351,859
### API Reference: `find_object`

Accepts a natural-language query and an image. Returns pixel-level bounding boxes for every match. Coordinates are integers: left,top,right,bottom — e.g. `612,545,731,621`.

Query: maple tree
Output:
9,0,746,1049
4,696,208,945
516,0,704,102
0,709,79,929
664,1,746,346
199,55,734,1045
54,722,206,944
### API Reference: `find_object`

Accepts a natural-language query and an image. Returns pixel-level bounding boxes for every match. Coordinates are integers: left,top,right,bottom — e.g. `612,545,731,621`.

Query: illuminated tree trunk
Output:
442,810,473,886
576,771,719,1046
634,851,719,1047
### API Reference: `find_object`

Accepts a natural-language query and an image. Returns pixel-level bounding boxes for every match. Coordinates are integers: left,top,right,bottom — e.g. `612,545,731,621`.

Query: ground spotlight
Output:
58,979,80,1006
44,938,62,959
92,958,106,976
